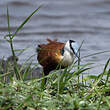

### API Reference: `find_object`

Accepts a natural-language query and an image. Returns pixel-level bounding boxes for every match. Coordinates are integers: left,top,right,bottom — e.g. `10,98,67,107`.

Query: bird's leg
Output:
43,67,51,84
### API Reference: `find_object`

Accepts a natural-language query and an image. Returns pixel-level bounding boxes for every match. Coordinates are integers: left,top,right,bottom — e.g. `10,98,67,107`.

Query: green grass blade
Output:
97,58,110,83
105,69,110,86
103,58,110,74
19,54,36,72
81,50,110,59
12,6,42,39
7,7,21,80
22,62,32,80
7,7,11,37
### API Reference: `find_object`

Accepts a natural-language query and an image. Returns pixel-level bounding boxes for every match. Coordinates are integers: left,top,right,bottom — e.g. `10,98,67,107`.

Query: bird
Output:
37,39,79,79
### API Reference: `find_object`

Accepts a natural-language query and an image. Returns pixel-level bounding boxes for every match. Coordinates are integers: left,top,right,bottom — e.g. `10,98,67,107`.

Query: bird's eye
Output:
60,48,64,55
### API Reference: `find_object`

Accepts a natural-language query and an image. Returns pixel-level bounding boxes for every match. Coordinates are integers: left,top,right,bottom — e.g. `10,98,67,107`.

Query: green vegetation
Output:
0,7,110,110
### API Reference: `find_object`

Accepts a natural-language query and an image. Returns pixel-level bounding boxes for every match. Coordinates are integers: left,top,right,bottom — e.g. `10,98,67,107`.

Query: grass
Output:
0,7,110,110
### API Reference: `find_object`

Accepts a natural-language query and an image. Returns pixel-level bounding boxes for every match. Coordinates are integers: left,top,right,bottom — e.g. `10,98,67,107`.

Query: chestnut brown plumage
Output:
37,39,65,76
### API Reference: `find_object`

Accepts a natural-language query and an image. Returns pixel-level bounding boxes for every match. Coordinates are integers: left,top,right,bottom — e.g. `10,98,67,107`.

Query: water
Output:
0,0,110,74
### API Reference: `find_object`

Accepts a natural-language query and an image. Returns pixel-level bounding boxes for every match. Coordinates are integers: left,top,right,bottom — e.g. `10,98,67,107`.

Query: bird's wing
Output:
37,40,65,67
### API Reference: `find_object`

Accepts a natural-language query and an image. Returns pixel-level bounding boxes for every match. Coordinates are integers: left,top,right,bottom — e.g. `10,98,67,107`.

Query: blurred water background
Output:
0,0,110,74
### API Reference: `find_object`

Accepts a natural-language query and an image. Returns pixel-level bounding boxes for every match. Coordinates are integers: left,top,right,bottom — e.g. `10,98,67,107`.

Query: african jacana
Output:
37,39,79,77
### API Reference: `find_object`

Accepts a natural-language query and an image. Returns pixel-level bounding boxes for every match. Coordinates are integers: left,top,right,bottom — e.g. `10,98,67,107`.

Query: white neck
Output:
61,50,75,67
61,41,75,67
